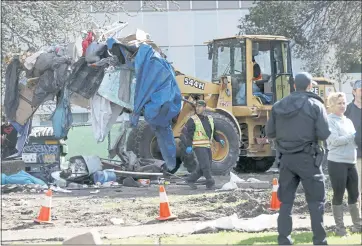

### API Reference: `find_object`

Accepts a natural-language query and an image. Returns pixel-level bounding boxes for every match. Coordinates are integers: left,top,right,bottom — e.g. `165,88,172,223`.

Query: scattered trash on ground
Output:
110,218,125,225
2,171,47,186
1,184,47,194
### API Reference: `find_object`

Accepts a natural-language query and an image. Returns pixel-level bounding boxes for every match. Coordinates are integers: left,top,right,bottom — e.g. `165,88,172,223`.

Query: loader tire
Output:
126,126,141,156
126,112,240,176
236,156,275,173
207,112,240,176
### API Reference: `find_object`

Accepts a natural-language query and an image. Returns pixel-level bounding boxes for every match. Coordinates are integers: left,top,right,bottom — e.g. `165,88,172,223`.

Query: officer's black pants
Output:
328,161,359,205
186,147,215,187
278,152,327,245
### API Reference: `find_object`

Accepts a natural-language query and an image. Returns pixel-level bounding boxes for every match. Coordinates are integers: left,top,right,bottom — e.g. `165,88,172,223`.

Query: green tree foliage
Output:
238,1,362,77
1,1,177,55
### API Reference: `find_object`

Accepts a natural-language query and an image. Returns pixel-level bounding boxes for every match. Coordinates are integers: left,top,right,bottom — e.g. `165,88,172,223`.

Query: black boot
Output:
205,179,215,190
186,180,198,190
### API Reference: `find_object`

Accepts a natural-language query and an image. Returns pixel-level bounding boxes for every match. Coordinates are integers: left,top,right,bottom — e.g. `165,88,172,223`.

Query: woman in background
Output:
326,92,361,236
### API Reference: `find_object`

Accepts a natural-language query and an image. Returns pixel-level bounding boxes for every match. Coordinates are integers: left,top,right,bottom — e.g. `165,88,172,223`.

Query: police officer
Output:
183,100,225,189
266,72,331,245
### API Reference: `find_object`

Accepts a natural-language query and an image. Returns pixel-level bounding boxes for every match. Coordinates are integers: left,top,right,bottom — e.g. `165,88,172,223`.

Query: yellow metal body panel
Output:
171,35,334,160
45,140,58,145
216,76,233,112
204,35,289,44
176,75,219,94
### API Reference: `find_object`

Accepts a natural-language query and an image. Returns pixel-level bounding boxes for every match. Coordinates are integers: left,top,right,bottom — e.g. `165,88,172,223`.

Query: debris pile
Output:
2,21,182,186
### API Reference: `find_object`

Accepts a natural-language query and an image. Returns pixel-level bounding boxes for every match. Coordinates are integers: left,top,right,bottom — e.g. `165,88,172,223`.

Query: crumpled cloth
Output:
89,56,120,67
1,171,47,186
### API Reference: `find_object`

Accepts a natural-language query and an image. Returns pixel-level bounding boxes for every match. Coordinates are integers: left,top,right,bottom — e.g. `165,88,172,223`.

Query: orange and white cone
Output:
270,178,281,211
156,185,177,221
34,189,53,224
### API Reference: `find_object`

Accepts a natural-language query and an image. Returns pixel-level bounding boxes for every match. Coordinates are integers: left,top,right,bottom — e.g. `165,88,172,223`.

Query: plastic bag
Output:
230,172,245,183
216,181,238,191
68,57,106,99
32,69,56,107
85,42,107,64
33,53,56,77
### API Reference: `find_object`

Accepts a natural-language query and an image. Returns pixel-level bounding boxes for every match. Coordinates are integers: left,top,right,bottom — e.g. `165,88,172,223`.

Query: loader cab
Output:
208,36,293,106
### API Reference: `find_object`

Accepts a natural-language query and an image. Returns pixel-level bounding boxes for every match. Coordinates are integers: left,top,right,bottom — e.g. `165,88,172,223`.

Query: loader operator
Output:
183,100,225,190
266,72,331,245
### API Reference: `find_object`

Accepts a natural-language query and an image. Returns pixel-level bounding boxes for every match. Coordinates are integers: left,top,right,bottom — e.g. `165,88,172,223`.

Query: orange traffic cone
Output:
34,189,53,224
270,178,281,211
156,185,177,221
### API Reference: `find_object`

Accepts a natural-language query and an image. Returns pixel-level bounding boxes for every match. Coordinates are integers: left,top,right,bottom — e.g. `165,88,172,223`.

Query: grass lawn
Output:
66,123,124,159
108,231,361,245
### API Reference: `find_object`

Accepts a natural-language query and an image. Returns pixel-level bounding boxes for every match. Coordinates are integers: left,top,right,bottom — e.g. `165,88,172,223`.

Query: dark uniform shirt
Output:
183,114,221,147
266,91,331,154
345,101,362,157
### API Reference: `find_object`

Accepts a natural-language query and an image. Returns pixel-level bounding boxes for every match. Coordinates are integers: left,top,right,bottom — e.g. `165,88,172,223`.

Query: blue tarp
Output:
104,41,181,170
51,87,73,139
131,44,182,128
128,44,181,170
152,125,177,170
1,170,47,186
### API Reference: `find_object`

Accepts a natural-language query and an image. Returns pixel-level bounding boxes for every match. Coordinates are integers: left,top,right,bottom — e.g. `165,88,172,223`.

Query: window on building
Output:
39,114,52,127
169,1,190,10
142,0,167,11
123,1,141,12
195,45,212,81
72,113,89,124
159,46,170,59
240,1,255,9
192,1,217,10
218,1,239,9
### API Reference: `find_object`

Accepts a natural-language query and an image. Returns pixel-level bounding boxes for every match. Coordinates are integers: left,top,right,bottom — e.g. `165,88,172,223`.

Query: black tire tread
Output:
126,121,148,157
206,111,241,176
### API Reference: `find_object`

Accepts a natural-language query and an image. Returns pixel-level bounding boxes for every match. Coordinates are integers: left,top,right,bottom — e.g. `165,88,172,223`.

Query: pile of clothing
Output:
4,28,182,171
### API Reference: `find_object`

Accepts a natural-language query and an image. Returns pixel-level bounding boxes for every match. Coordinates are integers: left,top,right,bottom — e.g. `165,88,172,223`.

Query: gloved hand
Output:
186,146,193,154
220,140,225,148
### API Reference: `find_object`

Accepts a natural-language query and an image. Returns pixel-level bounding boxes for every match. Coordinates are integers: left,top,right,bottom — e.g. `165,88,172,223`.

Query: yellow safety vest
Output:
191,115,214,148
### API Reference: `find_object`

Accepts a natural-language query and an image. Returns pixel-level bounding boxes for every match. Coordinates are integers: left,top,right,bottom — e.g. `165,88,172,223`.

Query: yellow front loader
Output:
126,35,336,175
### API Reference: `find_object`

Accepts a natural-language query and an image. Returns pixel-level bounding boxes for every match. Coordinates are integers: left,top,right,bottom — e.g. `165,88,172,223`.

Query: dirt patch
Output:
1,173,337,231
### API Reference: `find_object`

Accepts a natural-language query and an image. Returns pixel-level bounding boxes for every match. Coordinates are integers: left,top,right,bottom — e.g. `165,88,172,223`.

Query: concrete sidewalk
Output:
1,215,353,243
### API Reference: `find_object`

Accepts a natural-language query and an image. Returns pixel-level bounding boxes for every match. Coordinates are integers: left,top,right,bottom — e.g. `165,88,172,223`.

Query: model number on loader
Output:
184,77,205,90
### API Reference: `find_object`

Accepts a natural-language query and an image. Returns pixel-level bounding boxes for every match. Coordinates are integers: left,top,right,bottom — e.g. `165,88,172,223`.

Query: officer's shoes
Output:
205,179,216,190
186,181,197,190
206,184,215,190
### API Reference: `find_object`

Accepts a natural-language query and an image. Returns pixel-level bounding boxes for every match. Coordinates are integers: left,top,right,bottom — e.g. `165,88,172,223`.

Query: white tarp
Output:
193,213,279,234
90,94,123,143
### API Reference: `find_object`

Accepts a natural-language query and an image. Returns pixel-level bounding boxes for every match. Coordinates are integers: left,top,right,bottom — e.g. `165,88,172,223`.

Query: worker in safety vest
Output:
182,100,225,189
